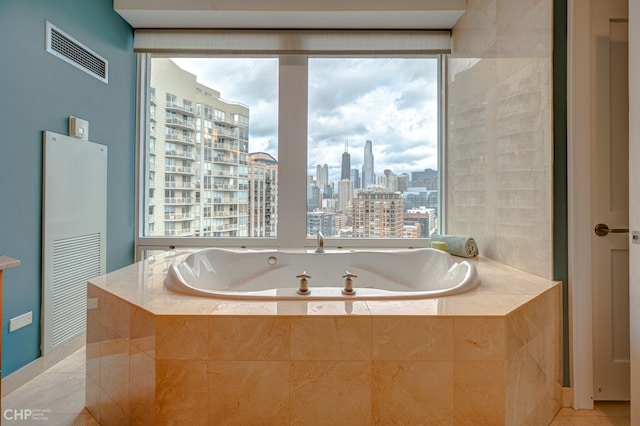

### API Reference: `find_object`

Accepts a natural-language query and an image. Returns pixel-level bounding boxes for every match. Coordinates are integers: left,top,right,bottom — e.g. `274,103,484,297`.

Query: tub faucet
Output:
342,271,358,296
296,272,311,295
315,231,325,253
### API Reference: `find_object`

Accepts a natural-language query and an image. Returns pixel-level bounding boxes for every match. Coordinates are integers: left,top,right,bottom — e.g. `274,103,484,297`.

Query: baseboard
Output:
562,386,574,408
2,333,86,398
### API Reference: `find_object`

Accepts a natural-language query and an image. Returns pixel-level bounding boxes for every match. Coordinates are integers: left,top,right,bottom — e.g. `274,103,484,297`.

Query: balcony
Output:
165,118,195,130
164,228,194,236
164,181,195,190
213,198,239,204
214,224,239,231
211,127,240,140
164,197,195,205
165,102,195,116
211,141,239,151
164,213,194,221
214,170,239,178
212,156,239,165
165,134,195,145
165,149,195,160
213,184,239,191
164,165,196,175
212,211,239,218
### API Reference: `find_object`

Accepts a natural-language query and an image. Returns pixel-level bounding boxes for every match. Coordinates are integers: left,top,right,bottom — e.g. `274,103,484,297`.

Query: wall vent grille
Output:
46,21,108,84
51,233,102,347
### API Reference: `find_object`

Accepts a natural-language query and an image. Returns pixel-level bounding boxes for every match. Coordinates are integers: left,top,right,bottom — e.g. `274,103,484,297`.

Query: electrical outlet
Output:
9,311,32,332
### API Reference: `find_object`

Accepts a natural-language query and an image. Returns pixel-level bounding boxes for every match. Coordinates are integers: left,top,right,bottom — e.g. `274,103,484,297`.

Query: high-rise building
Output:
351,168,361,189
307,211,335,237
148,58,251,237
352,188,404,237
316,164,329,189
338,179,353,212
397,173,410,192
308,184,321,211
405,207,435,237
403,187,438,212
341,142,351,180
379,169,398,192
362,139,376,188
249,152,278,237
412,168,438,189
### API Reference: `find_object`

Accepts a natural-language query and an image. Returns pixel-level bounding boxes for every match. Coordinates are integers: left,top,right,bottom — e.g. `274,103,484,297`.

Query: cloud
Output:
171,57,439,184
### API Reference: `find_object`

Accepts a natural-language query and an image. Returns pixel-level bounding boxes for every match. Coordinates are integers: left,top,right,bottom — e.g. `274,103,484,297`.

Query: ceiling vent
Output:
46,21,108,84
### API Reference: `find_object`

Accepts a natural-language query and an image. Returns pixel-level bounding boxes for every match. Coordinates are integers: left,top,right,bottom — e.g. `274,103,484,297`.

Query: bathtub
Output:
164,247,480,300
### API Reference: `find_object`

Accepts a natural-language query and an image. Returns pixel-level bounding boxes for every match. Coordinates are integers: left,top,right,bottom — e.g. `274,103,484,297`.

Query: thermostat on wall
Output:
69,116,89,140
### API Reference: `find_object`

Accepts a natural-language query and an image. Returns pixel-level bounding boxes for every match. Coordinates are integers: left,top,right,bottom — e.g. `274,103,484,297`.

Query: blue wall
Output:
0,0,135,376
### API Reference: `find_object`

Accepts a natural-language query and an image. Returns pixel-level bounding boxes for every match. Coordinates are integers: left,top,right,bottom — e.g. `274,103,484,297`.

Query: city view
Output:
144,57,440,239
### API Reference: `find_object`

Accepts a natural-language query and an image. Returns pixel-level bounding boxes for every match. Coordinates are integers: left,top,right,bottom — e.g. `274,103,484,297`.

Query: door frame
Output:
568,0,633,409
567,0,595,410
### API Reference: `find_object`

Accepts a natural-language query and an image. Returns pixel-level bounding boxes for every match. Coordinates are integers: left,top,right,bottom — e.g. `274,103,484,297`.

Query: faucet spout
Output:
315,231,325,253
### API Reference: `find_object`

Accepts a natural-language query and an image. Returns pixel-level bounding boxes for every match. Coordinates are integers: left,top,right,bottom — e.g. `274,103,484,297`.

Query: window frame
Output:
135,53,446,258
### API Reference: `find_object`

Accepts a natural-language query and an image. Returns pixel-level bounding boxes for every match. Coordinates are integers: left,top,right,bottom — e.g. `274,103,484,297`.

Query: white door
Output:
591,0,630,401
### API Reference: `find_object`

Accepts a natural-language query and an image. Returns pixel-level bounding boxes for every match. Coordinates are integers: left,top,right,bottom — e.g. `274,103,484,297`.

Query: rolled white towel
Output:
430,235,479,258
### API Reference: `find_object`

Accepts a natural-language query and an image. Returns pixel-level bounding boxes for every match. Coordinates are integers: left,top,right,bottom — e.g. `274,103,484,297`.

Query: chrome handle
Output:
594,223,629,236
296,272,311,295
342,271,357,296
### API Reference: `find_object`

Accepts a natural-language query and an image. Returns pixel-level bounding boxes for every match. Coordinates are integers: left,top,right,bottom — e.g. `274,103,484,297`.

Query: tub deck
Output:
86,250,561,425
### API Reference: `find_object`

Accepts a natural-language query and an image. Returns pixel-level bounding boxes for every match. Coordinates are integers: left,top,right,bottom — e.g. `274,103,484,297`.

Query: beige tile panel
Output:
454,317,506,361
372,361,454,424
98,338,129,410
84,377,101,424
98,387,130,425
208,361,289,425
156,316,209,360
289,361,371,425
155,360,209,425
129,345,156,425
372,317,453,361
209,316,290,361
290,316,371,361
129,305,156,356
454,361,506,425
507,287,558,354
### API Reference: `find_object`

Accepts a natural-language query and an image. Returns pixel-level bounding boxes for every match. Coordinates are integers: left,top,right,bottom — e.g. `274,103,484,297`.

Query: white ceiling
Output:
114,0,466,30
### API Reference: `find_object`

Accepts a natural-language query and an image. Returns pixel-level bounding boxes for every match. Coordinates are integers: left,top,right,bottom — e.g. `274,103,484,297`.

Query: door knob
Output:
594,223,629,236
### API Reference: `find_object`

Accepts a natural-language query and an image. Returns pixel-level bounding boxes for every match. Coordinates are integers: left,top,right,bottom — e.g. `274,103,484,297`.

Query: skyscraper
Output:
350,168,361,189
362,139,375,188
317,163,329,188
341,141,351,181
249,152,278,237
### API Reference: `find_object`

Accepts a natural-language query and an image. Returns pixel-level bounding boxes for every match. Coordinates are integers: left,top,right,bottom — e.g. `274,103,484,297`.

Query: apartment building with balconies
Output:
146,58,250,237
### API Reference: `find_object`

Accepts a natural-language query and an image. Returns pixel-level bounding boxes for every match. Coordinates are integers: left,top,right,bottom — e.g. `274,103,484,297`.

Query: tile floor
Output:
1,346,632,425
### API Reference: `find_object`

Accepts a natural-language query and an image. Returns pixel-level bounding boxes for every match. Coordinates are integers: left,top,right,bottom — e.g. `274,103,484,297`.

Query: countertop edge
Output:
0,255,21,270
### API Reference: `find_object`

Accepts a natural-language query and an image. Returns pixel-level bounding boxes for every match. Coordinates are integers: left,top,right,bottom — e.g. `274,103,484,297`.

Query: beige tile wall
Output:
447,0,554,279
86,284,561,425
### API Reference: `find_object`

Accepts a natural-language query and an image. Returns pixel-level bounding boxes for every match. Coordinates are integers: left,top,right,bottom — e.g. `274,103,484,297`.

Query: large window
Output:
136,33,445,250
307,58,440,239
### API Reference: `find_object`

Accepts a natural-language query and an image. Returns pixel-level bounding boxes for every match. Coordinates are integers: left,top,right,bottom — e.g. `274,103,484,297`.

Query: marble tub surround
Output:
86,251,561,424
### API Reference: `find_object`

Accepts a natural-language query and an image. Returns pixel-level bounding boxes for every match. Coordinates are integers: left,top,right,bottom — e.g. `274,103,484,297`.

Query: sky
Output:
172,57,439,184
